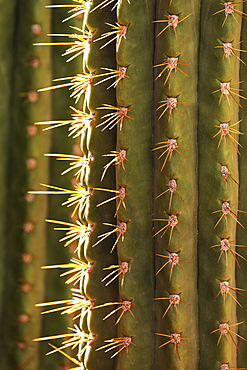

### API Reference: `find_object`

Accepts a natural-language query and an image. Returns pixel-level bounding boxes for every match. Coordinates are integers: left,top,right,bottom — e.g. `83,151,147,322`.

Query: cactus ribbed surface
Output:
0,1,52,368
38,2,82,368
17,0,247,369
0,1,75,369
237,1,247,366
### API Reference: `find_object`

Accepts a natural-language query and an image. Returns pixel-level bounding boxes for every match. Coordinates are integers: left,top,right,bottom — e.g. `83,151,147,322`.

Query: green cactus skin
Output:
114,1,155,369
38,2,82,369
198,2,243,369
0,0,52,369
237,1,247,366
153,1,199,369
32,0,247,369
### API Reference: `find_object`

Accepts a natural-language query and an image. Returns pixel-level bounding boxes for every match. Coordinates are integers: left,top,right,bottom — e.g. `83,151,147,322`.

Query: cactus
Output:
0,1,77,369
37,1,82,369
0,1,53,368
31,0,247,369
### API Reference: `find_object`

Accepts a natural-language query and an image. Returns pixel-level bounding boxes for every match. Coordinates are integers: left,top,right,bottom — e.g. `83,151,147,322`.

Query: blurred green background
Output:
0,0,82,368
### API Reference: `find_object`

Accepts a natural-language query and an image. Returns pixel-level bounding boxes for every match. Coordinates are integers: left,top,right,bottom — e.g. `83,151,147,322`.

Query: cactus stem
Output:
101,149,127,180
156,97,186,120
213,120,243,152
153,139,189,172
155,332,192,359
217,281,246,307
211,321,246,348
154,57,189,84
154,13,193,38
92,221,128,252
16,357,35,370
155,252,189,280
96,336,136,358
96,104,133,131
101,261,129,286
212,201,246,229
93,22,128,49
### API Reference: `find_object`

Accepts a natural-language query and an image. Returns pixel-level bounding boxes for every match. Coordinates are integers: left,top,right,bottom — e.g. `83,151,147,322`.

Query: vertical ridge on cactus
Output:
237,1,247,366
0,0,55,368
198,1,243,368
